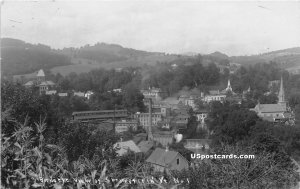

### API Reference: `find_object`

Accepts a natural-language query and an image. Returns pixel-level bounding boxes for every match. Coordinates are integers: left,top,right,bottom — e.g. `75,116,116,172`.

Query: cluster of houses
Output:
21,69,94,99
110,77,294,172
17,68,295,172
250,77,294,124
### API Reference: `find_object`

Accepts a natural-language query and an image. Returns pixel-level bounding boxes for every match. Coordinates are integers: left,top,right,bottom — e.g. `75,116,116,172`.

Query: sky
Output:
1,0,300,56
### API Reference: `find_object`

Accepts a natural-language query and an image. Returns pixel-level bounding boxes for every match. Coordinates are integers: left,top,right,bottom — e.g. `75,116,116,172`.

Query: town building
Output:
24,69,55,95
204,92,226,103
58,93,68,97
185,139,211,150
137,140,155,154
152,131,174,146
250,77,293,123
85,91,94,100
160,97,180,110
178,95,199,110
268,80,280,90
195,109,209,123
133,133,148,144
144,103,171,118
74,91,85,97
140,87,166,101
146,147,189,172
174,114,189,130
204,79,241,103
134,112,162,128
45,90,57,95
220,79,236,95
113,88,122,93
72,109,128,122
217,64,229,74
157,119,172,130
171,63,178,69
229,62,241,74
114,140,141,156
242,86,251,99
115,120,138,133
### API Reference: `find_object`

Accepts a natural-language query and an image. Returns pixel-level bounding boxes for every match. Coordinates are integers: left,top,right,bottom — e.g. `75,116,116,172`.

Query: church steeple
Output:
226,79,232,92
278,76,285,104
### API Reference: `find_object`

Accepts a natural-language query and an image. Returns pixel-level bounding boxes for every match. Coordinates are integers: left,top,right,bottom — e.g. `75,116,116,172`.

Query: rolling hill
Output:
230,47,300,68
1,38,180,77
2,38,300,77
1,38,72,76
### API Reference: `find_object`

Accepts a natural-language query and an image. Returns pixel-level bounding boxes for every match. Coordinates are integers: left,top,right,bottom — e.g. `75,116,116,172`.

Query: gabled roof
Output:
24,81,34,86
40,81,55,86
138,140,154,153
37,69,45,77
114,140,141,156
209,90,220,95
146,148,180,168
256,104,286,113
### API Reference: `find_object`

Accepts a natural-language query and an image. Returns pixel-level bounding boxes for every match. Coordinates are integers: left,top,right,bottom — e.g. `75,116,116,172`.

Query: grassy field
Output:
50,54,179,76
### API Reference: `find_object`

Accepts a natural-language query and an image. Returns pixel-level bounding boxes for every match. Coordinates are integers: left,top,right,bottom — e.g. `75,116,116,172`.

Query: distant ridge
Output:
1,38,72,75
2,37,300,76
208,51,229,59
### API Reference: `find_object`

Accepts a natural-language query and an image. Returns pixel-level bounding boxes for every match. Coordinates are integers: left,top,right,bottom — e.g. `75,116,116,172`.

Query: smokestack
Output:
165,145,169,152
148,98,153,141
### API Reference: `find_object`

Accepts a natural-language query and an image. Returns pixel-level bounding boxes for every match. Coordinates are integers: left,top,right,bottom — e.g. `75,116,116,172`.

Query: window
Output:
177,158,179,165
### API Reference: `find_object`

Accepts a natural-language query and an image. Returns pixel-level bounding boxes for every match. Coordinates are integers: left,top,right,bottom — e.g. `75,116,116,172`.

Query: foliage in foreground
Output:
1,116,300,189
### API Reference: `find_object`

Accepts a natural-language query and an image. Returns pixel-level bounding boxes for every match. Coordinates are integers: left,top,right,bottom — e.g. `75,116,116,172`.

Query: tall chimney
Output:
165,145,169,152
148,98,153,141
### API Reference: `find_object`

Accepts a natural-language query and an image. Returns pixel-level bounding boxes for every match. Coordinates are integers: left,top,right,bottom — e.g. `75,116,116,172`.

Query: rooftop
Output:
138,140,154,153
72,109,127,115
37,69,45,77
146,148,180,168
256,104,286,113
114,140,141,156
39,81,55,86
24,81,34,86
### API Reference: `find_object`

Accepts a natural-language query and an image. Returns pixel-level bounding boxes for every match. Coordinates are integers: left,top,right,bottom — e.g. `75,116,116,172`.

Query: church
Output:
250,77,293,124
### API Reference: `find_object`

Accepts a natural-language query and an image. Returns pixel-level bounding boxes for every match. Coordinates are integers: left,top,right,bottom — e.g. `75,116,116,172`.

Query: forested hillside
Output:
230,47,300,68
1,38,72,75
2,38,300,77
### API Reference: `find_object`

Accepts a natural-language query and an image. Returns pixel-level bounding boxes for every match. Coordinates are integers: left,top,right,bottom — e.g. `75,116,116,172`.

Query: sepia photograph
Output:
1,0,300,188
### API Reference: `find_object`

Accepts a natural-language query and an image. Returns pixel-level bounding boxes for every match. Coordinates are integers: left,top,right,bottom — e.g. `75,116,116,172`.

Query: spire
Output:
37,69,45,77
226,79,232,92
278,76,285,104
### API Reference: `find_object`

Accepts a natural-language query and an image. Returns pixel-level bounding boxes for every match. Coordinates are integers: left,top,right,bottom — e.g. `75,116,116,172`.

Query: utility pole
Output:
113,104,116,133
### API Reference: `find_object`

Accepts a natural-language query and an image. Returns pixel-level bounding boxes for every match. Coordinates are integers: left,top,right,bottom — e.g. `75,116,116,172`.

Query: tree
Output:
122,82,145,113
61,123,119,162
207,102,259,145
172,145,300,189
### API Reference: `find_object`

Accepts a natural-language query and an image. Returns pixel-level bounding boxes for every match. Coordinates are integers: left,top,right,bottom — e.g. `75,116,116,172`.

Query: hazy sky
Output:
1,0,300,56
